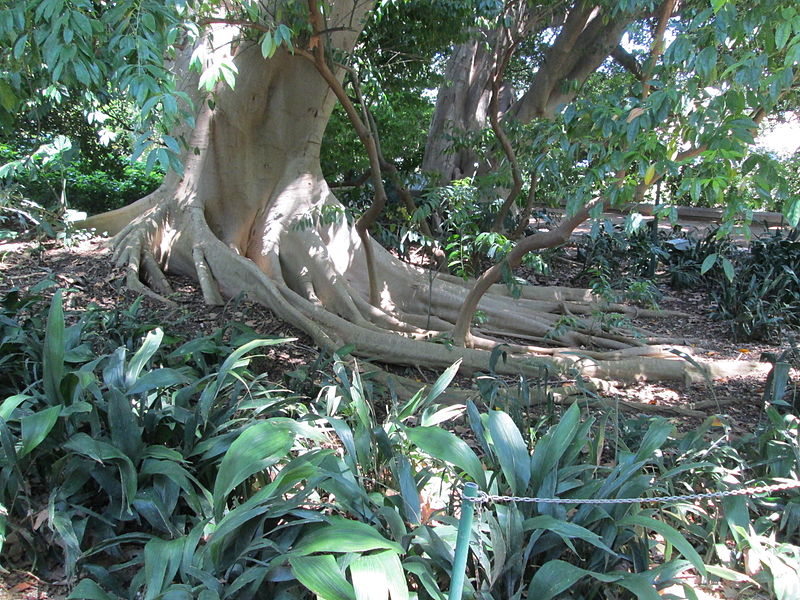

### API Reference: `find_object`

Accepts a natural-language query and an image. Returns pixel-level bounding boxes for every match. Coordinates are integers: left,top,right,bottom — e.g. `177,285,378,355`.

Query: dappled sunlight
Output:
378,280,397,313
158,220,180,266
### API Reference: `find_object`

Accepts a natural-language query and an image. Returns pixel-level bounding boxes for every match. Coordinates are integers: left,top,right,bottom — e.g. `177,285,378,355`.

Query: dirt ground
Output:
0,233,795,599
0,234,792,432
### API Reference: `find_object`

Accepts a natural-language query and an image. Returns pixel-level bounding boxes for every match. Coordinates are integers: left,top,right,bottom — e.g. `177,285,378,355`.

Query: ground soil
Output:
0,232,796,599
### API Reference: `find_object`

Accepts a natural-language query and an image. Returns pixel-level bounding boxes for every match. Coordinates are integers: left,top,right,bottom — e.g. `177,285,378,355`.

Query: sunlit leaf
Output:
291,555,355,600
619,514,706,575
487,409,530,494
405,426,485,487
212,420,294,519
292,517,403,556
351,550,408,600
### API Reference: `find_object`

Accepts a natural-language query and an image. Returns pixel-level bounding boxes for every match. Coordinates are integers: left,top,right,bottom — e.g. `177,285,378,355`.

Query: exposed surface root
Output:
192,247,224,305
99,202,771,386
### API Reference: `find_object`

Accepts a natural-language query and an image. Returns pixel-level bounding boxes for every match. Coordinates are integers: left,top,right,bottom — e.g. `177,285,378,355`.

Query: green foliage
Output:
660,228,736,291
574,221,800,341
0,287,313,596
1,142,163,215
713,230,800,341
2,292,799,598
411,180,544,286
0,0,194,173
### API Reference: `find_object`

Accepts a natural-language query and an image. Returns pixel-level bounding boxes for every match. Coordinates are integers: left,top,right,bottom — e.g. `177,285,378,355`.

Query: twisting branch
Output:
488,0,551,234
452,0,676,346
452,196,606,346
301,0,387,306
641,0,677,99
488,1,525,233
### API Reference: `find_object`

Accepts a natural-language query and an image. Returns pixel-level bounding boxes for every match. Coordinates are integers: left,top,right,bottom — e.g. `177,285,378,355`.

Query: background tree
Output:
1,0,798,383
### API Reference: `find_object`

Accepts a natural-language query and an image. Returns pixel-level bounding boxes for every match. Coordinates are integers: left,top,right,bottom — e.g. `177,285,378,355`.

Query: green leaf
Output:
705,565,755,583
19,405,61,458
141,12,156,32
615,573,661,600
644,164,655,186
721,258,735,283
523,515,615,554
405,426,485,487
0,79,17,111
43,289,65,403
700,253,717,275
403,559,445,600
292,517,403,556
325,416,358,473
198,338,293,423
351,551,408,600
125,328,164,388
784,196,800,227
198,64,219,92
127,368,191,395
487,410,530,494
67,579,117,599
260,31,276,58
529,561,622,600
530,402,581,490
212,420,294,519
776,21,792,50
64,433,137,511
424,359,461,405
143,537,185,600
12,34,27,61
290,555,355,600
107,388,143,460
710,0,728,12
633,417,671,461
527,561,590,600
0,394,30,421
695,46,717,80
391,455,421,524
276,24,294,52
219,62,237,89
619,514,706,575
722,495,749,543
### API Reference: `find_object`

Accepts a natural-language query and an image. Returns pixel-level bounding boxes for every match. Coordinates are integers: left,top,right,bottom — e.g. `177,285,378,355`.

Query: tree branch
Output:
452,196,605,346
641,0,677,99
611,45,643,80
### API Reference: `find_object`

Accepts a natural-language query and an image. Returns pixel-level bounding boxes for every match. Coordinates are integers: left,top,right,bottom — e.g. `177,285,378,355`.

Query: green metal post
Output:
448,482,479,600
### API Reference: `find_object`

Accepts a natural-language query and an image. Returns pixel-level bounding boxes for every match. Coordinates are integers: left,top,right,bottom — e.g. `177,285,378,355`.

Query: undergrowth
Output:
0,287,798,599
574,222,800,342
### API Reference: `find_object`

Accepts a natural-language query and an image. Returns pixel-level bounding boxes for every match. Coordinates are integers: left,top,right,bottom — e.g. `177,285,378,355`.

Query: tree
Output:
2,0,798,384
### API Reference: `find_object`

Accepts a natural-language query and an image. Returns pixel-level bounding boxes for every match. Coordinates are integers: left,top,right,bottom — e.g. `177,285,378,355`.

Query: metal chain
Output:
465,480,800,506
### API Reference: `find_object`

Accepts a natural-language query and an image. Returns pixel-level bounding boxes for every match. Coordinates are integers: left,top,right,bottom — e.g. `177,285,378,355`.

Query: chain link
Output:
465,480,800,506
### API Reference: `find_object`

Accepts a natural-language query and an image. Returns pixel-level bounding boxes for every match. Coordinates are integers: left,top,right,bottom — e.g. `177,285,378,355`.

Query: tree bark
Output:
422,2,638,180
421,33,513,184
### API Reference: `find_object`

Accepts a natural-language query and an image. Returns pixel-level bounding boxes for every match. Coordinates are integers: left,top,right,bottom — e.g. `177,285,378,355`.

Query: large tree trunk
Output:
81,3,766,385
421,36,499,184
421,2,635,176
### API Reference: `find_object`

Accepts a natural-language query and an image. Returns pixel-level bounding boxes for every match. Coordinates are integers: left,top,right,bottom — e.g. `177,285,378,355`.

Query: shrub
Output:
713,230,800,340
2,288,798,599
0,288,312,596
1,142,163,215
